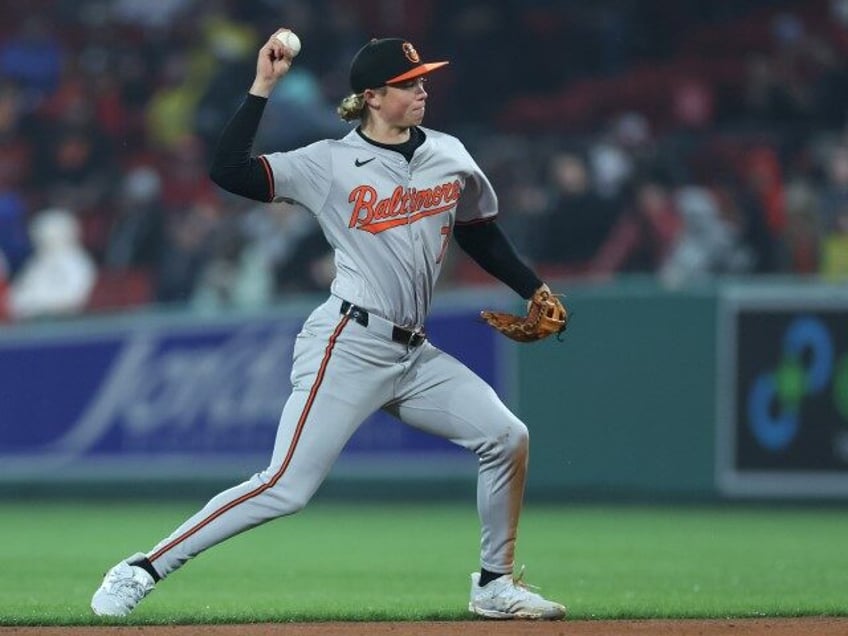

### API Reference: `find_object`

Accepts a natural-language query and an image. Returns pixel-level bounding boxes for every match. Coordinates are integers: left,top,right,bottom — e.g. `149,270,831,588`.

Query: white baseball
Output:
275,31,301,57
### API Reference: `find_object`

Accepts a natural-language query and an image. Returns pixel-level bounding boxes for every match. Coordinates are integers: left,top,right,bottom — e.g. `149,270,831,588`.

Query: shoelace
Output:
512,565,542,593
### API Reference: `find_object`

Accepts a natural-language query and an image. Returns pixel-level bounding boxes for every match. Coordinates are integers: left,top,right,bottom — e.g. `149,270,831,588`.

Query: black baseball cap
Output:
349,38,449,93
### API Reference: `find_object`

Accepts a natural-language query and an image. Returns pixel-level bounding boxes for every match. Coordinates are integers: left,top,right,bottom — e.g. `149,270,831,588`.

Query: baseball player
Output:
91,30,567,620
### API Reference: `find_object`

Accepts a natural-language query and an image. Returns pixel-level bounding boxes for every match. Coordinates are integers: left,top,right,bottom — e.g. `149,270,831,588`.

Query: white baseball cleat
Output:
91,553,156,617
468,567,566,620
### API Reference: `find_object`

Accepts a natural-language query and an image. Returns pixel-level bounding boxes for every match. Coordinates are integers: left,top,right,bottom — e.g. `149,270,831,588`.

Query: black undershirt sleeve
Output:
453,219,543,299
208,93,275,202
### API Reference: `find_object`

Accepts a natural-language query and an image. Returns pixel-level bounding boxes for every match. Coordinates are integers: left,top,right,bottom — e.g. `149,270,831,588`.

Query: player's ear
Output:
363,87,383,109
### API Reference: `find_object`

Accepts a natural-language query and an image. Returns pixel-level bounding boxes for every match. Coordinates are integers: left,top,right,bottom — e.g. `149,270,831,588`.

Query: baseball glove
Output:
480,285,568,342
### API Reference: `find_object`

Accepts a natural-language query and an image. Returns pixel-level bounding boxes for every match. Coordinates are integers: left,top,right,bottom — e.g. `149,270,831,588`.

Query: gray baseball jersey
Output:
142,126,529,586
263,127,497,328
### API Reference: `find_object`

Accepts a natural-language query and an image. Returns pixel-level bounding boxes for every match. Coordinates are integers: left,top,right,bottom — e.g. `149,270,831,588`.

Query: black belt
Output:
340,301,426,347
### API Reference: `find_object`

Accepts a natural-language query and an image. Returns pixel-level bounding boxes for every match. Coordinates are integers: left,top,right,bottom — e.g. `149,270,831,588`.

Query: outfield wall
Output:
2,278,847,500
516,281,718,499
517,278,848,500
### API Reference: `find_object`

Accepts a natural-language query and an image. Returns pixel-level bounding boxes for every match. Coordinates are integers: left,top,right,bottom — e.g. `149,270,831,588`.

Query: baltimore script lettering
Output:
347,181,461,234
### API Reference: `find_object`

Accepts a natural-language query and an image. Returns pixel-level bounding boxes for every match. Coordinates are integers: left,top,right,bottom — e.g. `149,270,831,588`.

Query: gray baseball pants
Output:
145,295,529,577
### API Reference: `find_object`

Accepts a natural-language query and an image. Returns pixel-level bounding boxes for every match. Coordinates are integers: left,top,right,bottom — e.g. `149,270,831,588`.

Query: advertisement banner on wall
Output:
0,303,500,482
716,285,848,497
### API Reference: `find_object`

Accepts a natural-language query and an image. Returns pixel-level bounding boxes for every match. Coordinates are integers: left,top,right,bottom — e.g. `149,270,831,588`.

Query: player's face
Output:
381,76,429,126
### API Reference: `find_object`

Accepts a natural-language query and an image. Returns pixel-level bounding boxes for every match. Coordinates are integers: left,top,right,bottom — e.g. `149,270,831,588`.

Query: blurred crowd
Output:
1,0,848,322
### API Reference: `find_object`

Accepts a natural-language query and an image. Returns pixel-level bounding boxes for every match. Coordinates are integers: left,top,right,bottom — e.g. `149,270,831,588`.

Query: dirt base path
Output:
3,618,848,636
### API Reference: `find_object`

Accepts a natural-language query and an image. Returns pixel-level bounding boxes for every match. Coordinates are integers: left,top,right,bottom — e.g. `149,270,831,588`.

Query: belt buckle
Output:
408,329,424,347
342,301,369,327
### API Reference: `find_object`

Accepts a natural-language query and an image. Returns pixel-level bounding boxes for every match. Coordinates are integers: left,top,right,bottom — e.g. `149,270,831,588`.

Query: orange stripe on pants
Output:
148,314,350,564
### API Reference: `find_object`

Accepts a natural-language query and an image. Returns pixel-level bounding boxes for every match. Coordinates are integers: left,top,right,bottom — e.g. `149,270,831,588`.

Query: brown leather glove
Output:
480,284,568,343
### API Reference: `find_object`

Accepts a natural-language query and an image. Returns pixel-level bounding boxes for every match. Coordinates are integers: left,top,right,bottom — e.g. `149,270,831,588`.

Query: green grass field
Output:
1,500,846,625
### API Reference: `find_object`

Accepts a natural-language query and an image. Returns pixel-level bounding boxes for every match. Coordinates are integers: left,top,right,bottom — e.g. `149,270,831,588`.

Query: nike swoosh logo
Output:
355,157,375,167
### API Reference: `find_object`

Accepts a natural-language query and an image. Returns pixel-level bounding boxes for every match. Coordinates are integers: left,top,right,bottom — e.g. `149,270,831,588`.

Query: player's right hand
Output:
250,29,294,97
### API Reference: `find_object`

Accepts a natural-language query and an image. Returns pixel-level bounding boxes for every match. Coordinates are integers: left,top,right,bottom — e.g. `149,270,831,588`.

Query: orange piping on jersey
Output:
258,155,275,201
348,181,461,234
148,314,351,564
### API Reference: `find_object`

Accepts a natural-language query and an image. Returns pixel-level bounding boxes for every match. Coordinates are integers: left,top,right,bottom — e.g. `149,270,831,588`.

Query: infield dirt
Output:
3,617,848,635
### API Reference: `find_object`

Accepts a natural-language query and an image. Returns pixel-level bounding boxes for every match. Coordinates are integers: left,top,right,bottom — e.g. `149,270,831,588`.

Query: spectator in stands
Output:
818,144,848,278
782,176,821,273
103,165,166,272
253,65,351,152
0,82,35,275
155,198,225,304
0,82,34,197
0,16,64,108
194,26,260,154
588,138,635,201
659,186,753,288
35,124,114,220
533,152,619,276
0,191,31,276
5,0,848,311
738,145,787,268
110,0,195,31
7,207,96,320
158,134,218,212
149,10,258,151
190,211,252,310
712,179,782,274
591,178,682,276
239,200,331,297
145,50,202,150
821,220,848,278
811,41,848,129
273,221,336,294
819,144,848,232
671,78,715,131
592,112,651,196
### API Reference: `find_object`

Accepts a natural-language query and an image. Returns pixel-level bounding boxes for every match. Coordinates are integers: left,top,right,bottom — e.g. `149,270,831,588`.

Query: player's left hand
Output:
480,284,568,343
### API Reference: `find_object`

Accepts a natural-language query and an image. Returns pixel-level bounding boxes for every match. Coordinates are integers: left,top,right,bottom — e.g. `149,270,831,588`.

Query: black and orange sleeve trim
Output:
258,155,275,201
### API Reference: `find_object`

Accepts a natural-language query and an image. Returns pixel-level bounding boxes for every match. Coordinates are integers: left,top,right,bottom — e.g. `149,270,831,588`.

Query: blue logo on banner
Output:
747,317,834,451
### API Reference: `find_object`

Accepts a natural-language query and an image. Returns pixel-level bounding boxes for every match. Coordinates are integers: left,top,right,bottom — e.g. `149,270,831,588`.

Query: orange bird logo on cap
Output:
402,42,420,64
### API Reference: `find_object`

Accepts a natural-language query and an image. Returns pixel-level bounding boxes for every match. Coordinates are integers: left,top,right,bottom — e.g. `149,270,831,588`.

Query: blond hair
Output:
337,86,389,122
337,93,366,122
